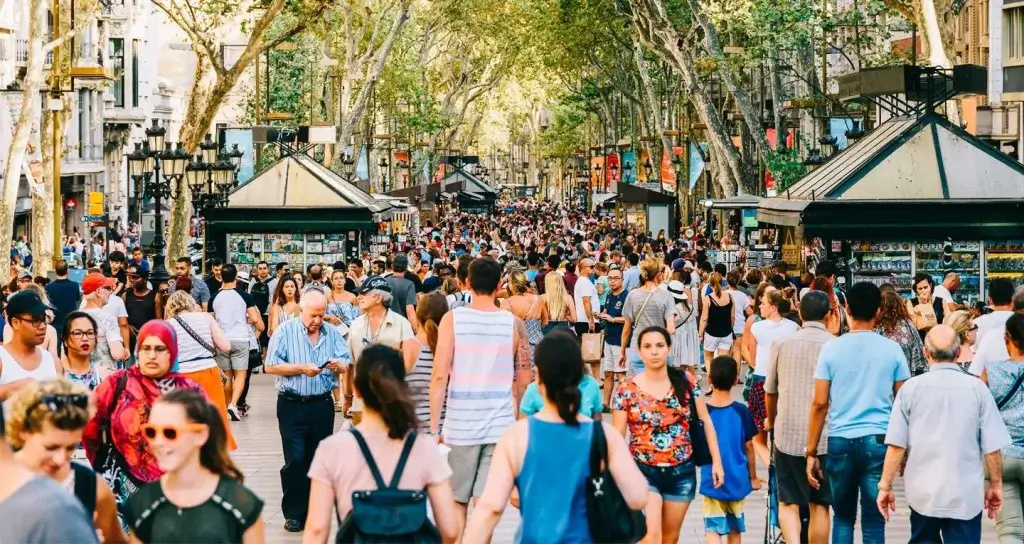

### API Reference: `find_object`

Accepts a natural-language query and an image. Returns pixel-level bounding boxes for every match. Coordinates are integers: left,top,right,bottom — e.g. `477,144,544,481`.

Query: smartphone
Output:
318,359,333,369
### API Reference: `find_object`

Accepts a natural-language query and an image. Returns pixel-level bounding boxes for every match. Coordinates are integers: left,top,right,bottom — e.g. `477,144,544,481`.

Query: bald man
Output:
264,287,350,532
934,272,960,315
877,324,1010,542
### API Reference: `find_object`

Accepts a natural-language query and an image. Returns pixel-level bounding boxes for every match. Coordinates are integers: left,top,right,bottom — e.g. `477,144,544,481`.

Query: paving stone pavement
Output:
234,375,998,543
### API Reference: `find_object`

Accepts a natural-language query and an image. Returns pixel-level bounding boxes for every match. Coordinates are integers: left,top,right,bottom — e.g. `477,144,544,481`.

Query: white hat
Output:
666,280,688,301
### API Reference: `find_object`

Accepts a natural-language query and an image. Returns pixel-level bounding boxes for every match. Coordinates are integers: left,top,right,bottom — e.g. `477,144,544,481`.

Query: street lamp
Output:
803,149,825,171
341,152,356,181
378,156,389,193
127,121,189,285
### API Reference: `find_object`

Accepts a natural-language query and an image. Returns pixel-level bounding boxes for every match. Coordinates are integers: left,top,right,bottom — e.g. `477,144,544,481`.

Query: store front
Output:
745,112,1024,303
203,153,391,276
595,183,677,236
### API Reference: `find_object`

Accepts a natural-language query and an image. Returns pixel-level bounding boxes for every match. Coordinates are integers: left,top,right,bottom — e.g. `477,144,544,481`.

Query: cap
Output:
82,272,116,295
127,264,149,279
18,271,32,279
6,290,54,317
359,275,392,295
422,276,443,293
666,280,689,301
671,258,687,271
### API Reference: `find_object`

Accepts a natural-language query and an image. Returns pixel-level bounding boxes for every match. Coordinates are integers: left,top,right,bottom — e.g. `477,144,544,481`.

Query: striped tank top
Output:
443,307,516,446
406,340,445,431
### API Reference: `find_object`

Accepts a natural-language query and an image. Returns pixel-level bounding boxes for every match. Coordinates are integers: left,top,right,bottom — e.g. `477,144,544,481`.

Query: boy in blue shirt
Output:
701,355,760,541
519,367,603,419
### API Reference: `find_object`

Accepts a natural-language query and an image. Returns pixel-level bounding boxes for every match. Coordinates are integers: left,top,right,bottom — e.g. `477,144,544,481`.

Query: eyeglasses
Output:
141,423,207,441
608,275,623,280
29,393,89,415
138,344,170,355
69,330,97,340
13,315,47,328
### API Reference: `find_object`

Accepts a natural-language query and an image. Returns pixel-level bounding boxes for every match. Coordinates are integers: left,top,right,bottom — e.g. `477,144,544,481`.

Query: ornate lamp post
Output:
378,156,390,193
126,120,190,285
185,138,244,271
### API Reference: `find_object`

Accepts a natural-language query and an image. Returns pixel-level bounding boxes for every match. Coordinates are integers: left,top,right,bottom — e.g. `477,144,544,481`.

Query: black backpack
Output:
335,430,440,544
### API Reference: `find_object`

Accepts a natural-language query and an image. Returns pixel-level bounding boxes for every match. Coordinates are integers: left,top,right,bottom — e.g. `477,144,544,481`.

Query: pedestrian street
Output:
232,374,999,543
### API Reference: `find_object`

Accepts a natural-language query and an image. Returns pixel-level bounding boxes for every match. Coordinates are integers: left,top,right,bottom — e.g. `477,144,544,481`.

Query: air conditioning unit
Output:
976,105,1020,139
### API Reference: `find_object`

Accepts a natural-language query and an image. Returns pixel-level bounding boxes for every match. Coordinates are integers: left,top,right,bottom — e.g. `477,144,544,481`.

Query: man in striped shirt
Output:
264,290,349,533
429,257,532,535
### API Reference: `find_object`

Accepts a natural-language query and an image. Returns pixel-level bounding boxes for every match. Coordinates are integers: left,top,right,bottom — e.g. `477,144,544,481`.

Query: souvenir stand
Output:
748,111,1024,305
203,153,391,276
706,194,784,272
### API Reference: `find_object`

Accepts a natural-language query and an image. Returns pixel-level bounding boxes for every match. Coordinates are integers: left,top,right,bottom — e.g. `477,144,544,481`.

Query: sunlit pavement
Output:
233,375,997,543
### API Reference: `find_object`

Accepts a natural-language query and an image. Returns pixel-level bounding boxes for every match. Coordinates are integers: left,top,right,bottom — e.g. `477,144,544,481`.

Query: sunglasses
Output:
142,423,207,441
29,393,89,415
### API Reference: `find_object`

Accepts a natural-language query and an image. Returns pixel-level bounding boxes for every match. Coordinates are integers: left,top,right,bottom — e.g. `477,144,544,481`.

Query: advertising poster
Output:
765,128,796,150
621,151,636,184
590,155,604,190
637,151,651,182
660,147,681,193
605,153,620,190
689,142,707,190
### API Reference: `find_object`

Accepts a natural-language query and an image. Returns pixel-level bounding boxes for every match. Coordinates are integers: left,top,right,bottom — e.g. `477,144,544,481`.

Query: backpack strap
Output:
388,433,418,489
71,462,97,516
349,429,387,490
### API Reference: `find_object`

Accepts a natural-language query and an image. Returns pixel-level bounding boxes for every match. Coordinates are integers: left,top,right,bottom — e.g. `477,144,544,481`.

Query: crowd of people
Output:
0,198,1022,544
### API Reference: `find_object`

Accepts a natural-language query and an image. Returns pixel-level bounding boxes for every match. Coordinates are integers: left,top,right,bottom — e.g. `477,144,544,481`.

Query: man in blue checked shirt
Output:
264,289,349,533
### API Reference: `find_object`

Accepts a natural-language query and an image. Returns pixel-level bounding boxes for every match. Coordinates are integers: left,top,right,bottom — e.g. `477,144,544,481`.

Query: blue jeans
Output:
825,435,887,544
909,509,981,543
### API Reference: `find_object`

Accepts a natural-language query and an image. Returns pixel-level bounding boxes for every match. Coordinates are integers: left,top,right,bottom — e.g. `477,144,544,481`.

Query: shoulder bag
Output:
684,376,713,466
628,291,656,348
997,370,1024,410
586,421,646,543
335,430,440,544
94,372,143,513
174,315,217,355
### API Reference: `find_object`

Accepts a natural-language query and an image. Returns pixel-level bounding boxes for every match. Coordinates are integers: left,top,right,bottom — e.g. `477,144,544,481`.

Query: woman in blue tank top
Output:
462,331,649,543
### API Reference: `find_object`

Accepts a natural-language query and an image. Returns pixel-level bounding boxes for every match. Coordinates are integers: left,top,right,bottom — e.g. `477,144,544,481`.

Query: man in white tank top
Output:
0,291,59,405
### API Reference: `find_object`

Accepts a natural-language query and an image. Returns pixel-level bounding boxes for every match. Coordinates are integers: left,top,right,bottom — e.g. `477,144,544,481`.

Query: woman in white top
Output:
164,291,237,450
748,287,798,467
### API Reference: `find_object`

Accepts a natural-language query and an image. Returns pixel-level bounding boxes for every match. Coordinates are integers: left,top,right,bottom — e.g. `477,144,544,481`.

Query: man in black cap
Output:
123,264,160,360
0,291,59,402
385,254,419,332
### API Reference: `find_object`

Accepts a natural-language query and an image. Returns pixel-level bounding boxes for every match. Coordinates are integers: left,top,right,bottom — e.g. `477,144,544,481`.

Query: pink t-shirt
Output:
308,430,452,519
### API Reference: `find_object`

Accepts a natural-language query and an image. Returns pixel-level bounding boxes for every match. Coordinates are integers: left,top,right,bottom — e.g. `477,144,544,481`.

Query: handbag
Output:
586,421,646,543
173,316,217,355
335,430,440,544
581,332,604,363
628,291,656,348
685,376,713,466
94,372,143,515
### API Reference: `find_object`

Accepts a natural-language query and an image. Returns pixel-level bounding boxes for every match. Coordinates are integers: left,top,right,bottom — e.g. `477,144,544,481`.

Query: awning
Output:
228,154,390,213
593,193,617,207
708,194,763,210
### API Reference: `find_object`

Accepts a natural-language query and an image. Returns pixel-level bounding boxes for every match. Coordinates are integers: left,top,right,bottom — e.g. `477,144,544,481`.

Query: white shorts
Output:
603,343,626,373
703,334,734,352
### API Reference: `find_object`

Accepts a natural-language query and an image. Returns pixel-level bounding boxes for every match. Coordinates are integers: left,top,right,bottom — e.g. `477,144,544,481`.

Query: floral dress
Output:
611,376,697,467
327,299,362,328
65,364,103,391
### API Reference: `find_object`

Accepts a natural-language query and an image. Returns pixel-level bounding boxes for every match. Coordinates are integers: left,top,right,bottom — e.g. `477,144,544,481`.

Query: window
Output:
1006,7,1024,63
109,38,124,107
131,40,139,108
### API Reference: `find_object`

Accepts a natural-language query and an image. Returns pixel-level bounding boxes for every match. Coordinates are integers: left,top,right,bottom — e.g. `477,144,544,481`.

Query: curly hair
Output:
876,291,912,334
5,378,91,449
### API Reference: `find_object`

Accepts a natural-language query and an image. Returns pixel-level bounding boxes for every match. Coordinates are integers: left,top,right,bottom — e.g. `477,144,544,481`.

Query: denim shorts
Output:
638,461,697,502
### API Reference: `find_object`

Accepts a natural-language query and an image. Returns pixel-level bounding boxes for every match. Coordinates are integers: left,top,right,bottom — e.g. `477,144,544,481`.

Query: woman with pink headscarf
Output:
83,319,203,531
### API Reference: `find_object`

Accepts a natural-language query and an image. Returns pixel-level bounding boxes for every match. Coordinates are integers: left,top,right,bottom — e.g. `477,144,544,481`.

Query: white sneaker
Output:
227,405,241,422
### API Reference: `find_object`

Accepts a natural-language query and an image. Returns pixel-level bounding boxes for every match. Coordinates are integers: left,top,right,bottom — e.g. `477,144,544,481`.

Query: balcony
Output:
61,143,104,175
15,37,53,66
976,104,1020,140
98,1,128,20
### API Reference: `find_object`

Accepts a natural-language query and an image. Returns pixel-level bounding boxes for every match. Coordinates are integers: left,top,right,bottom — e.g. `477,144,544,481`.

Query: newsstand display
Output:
985,240,1024,291
914,241,982,306
848,241,914,295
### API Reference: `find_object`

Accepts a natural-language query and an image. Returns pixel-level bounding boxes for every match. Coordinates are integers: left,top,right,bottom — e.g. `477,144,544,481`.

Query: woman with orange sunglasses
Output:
82,319,202,531
125,389,265,543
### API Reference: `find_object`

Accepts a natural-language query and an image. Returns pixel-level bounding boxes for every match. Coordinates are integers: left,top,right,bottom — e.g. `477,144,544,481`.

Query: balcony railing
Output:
15,38,53,65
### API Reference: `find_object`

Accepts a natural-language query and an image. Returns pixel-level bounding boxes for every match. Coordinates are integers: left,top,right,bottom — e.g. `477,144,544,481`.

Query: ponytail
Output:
710,272,723,298
666,366,692,409
355,344,419,438
534,331,584,426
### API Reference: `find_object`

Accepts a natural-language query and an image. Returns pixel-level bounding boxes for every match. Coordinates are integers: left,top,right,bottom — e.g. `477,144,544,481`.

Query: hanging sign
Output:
88,192,104,215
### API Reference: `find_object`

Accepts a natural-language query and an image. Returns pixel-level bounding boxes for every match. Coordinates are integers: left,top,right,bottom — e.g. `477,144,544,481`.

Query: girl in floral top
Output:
612,326,724,544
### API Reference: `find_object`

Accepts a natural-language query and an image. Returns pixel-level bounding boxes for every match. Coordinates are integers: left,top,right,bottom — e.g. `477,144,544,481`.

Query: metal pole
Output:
149,162,169,285
51,0,63,268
